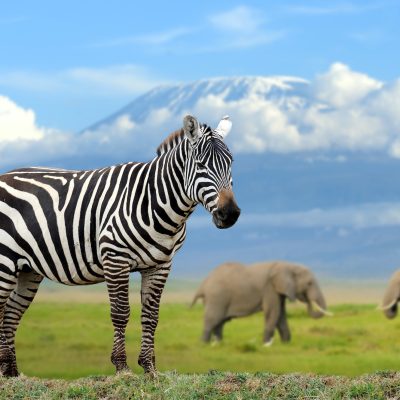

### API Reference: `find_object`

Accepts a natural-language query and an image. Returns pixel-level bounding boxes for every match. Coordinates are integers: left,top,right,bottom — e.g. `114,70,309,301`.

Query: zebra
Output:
0,115,240,377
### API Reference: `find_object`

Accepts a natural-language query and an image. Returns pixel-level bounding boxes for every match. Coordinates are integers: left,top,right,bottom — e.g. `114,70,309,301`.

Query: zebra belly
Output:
0,230,106,285
22,252,105,286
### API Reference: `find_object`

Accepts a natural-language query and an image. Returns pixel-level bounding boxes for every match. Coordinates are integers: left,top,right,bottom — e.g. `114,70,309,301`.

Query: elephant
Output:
191,261,331,345
380,270,400,319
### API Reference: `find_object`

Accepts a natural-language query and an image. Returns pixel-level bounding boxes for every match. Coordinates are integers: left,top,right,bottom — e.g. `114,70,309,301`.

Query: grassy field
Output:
9,293,400,379
2,371,400,399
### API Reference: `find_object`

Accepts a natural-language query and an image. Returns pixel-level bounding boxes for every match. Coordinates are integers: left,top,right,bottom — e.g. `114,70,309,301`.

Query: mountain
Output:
62,76,400,280
87,76,310,130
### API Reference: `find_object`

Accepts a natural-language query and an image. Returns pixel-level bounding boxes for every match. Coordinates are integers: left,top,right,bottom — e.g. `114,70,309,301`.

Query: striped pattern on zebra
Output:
0,115,240,377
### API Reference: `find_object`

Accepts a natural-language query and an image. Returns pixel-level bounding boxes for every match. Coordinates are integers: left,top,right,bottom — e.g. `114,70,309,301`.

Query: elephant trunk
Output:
381,281,399,319
306,286,330,318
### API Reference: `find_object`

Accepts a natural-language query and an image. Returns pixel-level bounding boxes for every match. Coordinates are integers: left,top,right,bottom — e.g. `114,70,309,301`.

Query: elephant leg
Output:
0,270,17,377
277,296,291,342
2,269,43,376
262,290,282,345
263,321,278,345
213,318,230,342
138,263,170,376
202,303,227,342
202,325,213,342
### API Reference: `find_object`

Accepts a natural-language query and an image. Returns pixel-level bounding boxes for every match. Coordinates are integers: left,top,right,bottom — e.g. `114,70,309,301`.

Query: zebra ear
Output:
183,115,201,144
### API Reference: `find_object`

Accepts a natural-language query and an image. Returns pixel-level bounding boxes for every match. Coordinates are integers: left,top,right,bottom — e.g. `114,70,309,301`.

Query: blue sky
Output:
1,0,399,131
1,1,400,279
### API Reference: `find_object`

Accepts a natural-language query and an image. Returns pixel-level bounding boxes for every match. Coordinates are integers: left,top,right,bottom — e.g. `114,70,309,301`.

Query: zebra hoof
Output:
144,369,158,379
115,364,130,373
0,363,19,378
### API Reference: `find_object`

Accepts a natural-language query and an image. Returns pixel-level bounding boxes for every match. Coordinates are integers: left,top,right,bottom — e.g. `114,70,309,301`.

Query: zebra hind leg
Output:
138,264,171,377
2,269,43,377
0,271,17,377
104,262,131,373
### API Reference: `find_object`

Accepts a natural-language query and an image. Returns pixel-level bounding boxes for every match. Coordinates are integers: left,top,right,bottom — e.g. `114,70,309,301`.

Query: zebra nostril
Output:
215,208,228,221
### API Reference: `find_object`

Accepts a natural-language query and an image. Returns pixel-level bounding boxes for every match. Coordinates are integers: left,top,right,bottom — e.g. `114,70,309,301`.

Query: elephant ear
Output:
272,267,296,301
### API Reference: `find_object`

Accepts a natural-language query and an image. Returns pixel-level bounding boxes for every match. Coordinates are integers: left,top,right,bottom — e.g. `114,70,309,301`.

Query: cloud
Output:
2,62,400,170
0,65,166,96
80,108,180,158
350,29,387,44
90,6,284,54
285,2,386,15
189,202,400,229
209,6,264,34
186,64,400,156
0,16,28,25
207,6,285,50
94,28,192,47
313,63,383,107
0,95,79,168
67,65,167,95
0,96,44,142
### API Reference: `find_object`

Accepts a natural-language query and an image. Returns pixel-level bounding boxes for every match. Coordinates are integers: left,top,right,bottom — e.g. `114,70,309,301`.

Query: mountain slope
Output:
87,76,310,129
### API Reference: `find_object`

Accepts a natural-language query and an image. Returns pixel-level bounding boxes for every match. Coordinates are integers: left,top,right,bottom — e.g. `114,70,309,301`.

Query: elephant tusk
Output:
311,301,334,317
263,338,274,347
377,299,397,311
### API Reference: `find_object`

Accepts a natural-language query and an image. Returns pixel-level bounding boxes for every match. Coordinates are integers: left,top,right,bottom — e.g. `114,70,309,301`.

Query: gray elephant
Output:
380,270,400,319
191,261,331,345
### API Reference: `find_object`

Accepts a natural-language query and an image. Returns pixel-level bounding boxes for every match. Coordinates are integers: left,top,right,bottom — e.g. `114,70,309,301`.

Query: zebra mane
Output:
156,124,212,156
156,129,185,156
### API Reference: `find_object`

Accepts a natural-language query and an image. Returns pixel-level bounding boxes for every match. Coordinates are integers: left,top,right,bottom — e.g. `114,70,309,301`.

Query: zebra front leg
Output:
104,261,131,373
2,269,43,377
138,263,171,376
0,273,17,377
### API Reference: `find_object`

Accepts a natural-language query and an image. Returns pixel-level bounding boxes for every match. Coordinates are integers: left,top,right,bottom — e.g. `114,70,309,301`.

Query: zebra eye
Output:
196,160,209,173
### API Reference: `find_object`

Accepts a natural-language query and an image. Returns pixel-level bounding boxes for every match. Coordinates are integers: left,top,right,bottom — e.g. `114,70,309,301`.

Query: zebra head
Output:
183,115,241,229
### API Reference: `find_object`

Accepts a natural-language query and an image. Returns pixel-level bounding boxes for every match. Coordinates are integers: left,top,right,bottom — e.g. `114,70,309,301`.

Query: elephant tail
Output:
190,288,205,308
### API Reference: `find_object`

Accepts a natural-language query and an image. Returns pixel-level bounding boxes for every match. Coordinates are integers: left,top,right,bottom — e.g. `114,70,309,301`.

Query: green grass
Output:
2,371,400,399
10,302,400,379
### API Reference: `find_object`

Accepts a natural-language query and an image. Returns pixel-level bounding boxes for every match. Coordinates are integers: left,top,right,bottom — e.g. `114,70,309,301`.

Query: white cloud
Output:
0,65,165,96
94,28,191,47
2,62,400,169
206,6,285,50
187,63,400,156
209,6,264,34
313,63,383,107
0,16,28,25
79,108,180,159
0,96,44,142
193,94,302,153
0,96,78,168
285,2,385,15
67,65,166,95
91,6,284,55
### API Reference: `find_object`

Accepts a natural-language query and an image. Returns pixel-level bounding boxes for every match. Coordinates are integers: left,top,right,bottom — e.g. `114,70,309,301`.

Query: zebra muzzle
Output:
212,202,241,229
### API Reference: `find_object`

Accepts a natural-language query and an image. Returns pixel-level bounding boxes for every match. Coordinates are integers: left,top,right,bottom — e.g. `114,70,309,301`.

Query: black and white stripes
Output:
0,115,240,377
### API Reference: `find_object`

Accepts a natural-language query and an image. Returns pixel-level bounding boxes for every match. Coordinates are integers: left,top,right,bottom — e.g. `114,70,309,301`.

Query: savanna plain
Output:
2,279,400,399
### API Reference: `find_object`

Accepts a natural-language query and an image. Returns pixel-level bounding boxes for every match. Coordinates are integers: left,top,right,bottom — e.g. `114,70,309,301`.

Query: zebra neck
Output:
155,144,196,228
124,145,196,234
